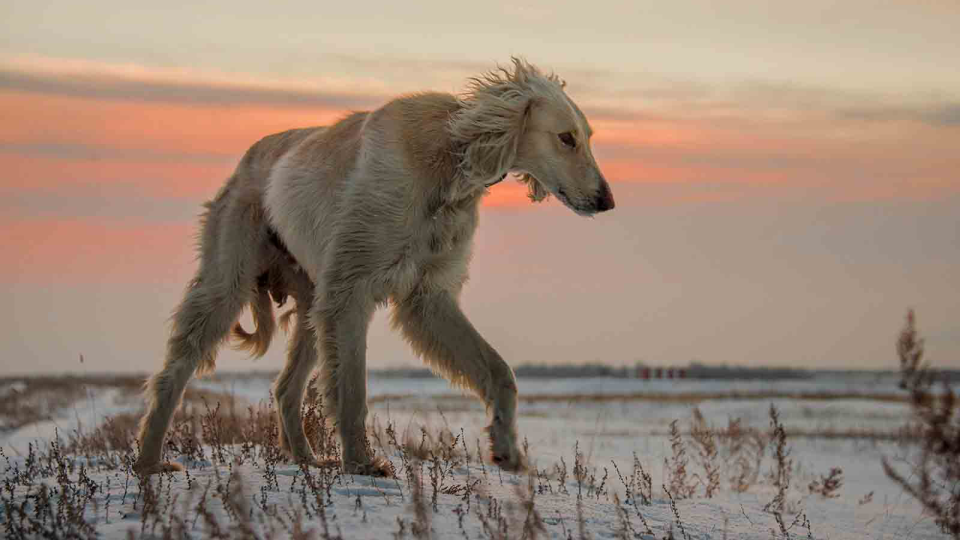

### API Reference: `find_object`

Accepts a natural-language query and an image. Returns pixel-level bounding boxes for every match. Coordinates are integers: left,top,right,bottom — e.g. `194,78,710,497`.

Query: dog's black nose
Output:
595,181,615,212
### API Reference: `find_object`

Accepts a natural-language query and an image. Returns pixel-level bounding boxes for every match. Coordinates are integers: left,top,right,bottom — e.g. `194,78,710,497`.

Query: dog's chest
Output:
385,199,478,297
423,202,476,255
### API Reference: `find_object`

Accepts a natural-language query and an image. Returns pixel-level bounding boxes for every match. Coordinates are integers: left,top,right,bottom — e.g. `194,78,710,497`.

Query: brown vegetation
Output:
2,390,828,539
17,358,937,538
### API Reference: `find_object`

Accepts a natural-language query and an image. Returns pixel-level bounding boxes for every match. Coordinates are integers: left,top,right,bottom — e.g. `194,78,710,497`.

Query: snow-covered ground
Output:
0,374,947,539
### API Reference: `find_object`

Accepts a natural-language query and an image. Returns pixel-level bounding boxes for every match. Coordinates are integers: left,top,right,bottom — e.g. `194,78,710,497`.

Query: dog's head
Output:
450,57,614,216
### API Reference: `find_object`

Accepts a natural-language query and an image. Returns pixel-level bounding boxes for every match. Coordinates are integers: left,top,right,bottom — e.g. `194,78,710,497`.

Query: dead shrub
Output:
882,310,959,537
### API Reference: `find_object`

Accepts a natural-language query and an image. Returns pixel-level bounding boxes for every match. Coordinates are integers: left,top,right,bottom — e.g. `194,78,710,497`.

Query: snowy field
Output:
0,372,948,539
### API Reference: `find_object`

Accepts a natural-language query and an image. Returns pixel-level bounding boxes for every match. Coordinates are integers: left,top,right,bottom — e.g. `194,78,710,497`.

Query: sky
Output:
1,0,958,376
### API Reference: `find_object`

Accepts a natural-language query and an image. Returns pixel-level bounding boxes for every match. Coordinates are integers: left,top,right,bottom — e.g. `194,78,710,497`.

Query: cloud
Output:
0,62,385,109
728,84,960,130
928,104,960,126
0,186,203,222
0,151,235,198
839,102,960,127
577,73,960,130
4,53,958,133
0,141,234,164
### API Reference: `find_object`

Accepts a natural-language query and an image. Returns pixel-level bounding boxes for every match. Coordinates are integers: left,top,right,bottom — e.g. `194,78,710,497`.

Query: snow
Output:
0,374,947,539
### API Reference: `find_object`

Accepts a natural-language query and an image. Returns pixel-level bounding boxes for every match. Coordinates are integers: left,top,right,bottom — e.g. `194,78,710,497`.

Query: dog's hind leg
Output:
392,288,525,472
273,272,324,465
135,192,265,475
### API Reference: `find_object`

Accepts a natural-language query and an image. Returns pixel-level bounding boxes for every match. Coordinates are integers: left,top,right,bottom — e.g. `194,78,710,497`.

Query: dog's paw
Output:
133,460,184,476
491,450,528,473
486,419,527,473
344,455,396,478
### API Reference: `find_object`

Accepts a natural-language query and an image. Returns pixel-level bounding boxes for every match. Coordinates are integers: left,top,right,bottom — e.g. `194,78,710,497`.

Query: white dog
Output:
134,58,615,477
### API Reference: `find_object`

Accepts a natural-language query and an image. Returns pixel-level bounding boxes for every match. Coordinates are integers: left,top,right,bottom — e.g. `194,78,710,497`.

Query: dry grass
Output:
2,393,827,540
7,362,947,540
0,373,865,540
12,361,933,539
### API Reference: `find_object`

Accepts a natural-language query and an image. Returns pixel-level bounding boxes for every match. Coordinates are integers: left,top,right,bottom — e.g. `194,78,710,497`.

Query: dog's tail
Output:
231,282,276,358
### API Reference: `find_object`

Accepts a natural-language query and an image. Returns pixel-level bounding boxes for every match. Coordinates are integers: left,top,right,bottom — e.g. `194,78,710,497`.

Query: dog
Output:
134,58,615,477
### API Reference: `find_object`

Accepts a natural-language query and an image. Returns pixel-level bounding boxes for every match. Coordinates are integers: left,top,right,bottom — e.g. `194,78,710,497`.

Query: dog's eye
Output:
558,132,577,149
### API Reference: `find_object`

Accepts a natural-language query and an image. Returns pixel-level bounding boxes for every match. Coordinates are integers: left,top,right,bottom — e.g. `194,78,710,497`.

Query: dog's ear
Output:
449,95,532,182
514,99,551,202
449,61,536,183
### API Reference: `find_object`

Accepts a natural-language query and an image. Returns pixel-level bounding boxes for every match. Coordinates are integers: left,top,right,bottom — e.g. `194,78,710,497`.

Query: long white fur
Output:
134,58,614,476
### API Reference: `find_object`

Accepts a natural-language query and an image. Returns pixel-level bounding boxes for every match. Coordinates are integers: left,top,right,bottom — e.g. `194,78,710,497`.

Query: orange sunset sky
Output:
2,0,958,375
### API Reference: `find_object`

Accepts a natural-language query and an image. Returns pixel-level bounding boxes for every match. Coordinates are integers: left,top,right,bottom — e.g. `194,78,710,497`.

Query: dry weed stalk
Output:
807,467,843,499
408,458,431,539
882,309,959,537
612,492,633,540
663,485,691,540
690,407,721,498
763,404,793,514
611,491,654,539
719,416,752,492
575,497,591,540
666,420,696,499
201,399,229,466
897,309,926,389
517,474,546,540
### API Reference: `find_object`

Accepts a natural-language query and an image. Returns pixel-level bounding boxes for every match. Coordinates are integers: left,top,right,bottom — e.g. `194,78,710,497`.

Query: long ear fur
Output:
449,57,561,201
516,172,550,202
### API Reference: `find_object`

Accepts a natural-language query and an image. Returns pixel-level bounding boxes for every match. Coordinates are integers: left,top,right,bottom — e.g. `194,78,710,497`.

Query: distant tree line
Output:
369,362,959,382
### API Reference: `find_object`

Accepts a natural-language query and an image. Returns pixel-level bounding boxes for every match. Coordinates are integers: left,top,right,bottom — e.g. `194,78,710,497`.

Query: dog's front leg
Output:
311,287,393,477
393,289,526,471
